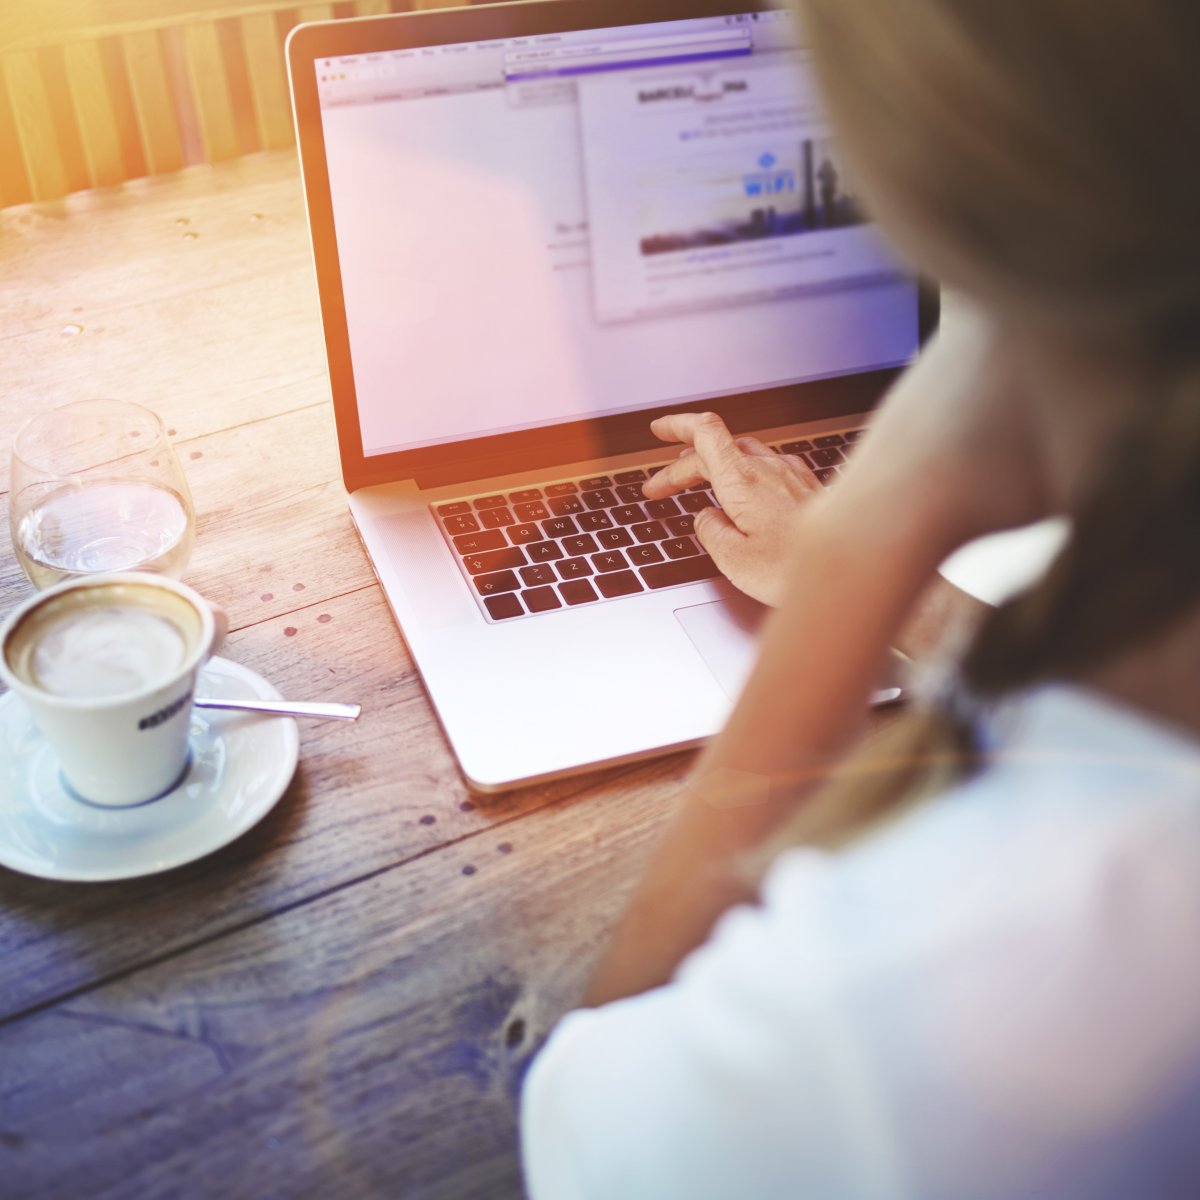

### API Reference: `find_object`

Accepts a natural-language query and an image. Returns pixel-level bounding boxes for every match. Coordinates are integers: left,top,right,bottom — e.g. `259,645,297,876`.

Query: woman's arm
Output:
583,312,1052,1007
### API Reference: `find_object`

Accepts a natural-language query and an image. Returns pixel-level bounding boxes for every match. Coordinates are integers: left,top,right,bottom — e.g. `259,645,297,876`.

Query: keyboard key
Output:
474,569,520,596
436,501,471,517
632,520,668,543
508,523,543,545
663,536,700,560
444,513,480,536
484,593,523,620
529,540,565,562
596,528,634,549
640,554,721,589
508,488,542,503
613,469,647,484
843,428,866,442
520,564,557,587
628,544,665,566
612,504,644,525
474,494,507,509
557,556,593,580
807,446,845,469
644,497,681,519
514,500,550,521
780,439,812,454
523,585,562,613
813,434,845,448
544,482,578,497
453,529,506,554
560,579,598,606
541,516,578,538
591,550,628,573
549,496,584,516
815,467,839,486
480,507,516,528
562,533,598,556
580,475,612,489
578,511,614,531
596,570,644,599
686,481,709,492
464,547,526,575
678,492,715,513
666,515,695,537
615,483,645,504
582,488,617,510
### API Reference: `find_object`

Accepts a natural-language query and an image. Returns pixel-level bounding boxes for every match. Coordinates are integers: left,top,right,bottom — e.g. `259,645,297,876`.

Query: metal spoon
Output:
193,698,361,720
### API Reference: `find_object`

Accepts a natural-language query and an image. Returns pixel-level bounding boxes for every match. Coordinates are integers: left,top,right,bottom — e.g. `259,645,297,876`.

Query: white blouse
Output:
521,685,1200,1199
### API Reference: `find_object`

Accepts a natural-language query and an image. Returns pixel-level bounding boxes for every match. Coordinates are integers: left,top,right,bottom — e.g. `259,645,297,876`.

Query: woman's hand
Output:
643,308,1058,607
643,416,822,605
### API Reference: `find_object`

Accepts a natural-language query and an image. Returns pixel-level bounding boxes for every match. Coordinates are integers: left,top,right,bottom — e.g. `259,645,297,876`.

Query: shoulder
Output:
521,685,1200,1200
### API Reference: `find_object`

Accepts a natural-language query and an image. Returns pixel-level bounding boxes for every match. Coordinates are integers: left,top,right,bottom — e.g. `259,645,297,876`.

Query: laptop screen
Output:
313,9,920,459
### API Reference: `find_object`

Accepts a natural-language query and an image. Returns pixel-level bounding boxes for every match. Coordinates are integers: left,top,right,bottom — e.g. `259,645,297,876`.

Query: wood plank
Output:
352,0,392,15
298,5,337,23
240,11,293,151
61,40,125,188
121,28,185,174
182,21,241,163
0,59,33,206
95,33,147,181
34,44,92,195
0,579,692,1021
0,731,686,1197
2,49,70,200
1,4,330,53
0,152,306,342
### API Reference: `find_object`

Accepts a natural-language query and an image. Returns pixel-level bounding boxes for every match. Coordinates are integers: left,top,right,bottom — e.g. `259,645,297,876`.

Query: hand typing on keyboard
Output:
644,413,823,606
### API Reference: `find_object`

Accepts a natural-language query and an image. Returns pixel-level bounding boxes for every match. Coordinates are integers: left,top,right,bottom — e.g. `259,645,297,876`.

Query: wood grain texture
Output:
0,754,686,1198
1,3,329,54
183,21,240,163
0,580,693,1023
1,49,69,201
60,40,125,188
121,28,186,175
240,11,293,151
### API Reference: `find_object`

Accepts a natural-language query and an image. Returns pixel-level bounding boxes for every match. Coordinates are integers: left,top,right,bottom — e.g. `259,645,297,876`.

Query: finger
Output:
644,450,708,497
735,436,777,459
646,412,746,499
692,504,745,566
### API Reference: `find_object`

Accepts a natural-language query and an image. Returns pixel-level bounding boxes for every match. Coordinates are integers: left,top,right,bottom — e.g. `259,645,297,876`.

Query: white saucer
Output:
0,656,299,882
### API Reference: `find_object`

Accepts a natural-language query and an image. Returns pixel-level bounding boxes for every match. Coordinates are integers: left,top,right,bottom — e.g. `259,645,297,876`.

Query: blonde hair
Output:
772,0,1200,851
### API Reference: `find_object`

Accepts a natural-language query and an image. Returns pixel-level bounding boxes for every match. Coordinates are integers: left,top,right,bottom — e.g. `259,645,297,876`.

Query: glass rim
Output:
12,399,170,478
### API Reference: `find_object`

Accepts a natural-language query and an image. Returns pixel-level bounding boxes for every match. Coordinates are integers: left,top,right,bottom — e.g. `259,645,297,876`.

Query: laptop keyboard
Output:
432,430,865,622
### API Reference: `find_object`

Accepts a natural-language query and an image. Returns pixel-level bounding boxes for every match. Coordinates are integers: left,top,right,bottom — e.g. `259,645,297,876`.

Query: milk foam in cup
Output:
0,573,223,806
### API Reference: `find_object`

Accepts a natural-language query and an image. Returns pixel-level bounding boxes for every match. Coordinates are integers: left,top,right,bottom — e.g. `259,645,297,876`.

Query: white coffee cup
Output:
0,573,224,806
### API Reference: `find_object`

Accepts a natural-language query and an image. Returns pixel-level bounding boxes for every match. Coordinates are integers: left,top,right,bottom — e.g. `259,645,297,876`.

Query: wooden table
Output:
0,150,967,1199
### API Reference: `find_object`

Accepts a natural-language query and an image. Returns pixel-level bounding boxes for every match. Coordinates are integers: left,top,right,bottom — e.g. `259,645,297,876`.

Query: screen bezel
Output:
288,0,939,492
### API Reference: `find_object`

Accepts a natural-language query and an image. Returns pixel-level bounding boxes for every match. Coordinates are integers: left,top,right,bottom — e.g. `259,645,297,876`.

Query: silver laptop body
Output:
288,0,935,790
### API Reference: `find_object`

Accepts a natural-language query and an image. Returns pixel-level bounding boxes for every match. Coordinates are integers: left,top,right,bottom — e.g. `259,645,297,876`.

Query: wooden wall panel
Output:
241,11,294,150
121,28,185,174
62,40,125,187
2,49,69,201
183,21,240,162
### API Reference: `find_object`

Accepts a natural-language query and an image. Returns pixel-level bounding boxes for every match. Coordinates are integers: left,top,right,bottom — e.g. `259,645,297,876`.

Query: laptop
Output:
287,0,938,790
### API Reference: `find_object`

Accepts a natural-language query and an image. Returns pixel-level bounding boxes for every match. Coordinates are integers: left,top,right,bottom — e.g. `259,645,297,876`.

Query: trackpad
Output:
676,597,908,705
674,594,768,702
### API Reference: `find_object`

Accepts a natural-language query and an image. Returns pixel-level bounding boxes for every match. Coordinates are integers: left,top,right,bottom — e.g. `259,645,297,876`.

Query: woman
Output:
522,1,1200,1196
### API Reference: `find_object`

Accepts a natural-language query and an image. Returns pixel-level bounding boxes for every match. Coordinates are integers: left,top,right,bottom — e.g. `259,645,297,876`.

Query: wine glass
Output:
10,399,196,589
